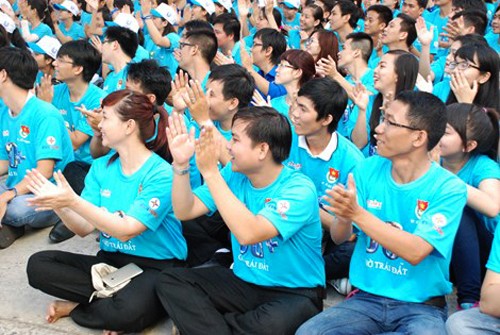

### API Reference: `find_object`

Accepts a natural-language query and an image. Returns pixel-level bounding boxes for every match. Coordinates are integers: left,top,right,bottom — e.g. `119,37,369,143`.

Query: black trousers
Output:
182,211,231,266
156,266,323,335
63,161,91,195
27,249,185,332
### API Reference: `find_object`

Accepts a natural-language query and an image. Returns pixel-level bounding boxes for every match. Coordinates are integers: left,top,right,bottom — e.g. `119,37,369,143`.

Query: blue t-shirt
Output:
345,68,377,95
30,23,54,41
485,32,500,54
270,95,289,119
52,83,106,164
350,156,467,302
144,32,180,76
287,29,301,49
194,164,325,288
433,77,451,103
486,223,500,273
424,9,449,58
58,22,85,40
0,96,74,187
338,94,377,158
82,153,188,260
258,65,287,99
285,132,364,208
80,11,92,26
103,65,128,94
456,155,500,233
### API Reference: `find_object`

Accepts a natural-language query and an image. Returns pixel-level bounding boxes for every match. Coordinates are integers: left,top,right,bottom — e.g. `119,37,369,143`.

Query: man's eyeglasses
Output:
448,61,480,71
379,114,421,131
179,41,194,49
56,58,75,65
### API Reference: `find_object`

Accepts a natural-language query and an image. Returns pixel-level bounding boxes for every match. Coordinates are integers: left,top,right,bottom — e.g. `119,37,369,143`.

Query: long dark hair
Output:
27,0,55,32
446,44,500,110
101,90,172,164
369,50,418,146
446,103,499,160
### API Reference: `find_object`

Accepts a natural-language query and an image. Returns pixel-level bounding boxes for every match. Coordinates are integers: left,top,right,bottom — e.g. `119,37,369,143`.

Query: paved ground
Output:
0,225,458,334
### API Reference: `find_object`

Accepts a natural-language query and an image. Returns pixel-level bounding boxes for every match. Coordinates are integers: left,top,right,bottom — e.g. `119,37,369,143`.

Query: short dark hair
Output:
446,103,499,160
451,10,488,35
114,0,134,12
213,13,241,42
0,47,38,89
183,19,214,34
396,90,447,150
232,106,292,163
451,0,487,14
57,40,101,82
104,26,139,59
254,28,287,65
127,59,172,105
415,0,429,9
298,77,348,133
209,64,255,108
334,0,363,28
366,5,393,26
346,32,373,63
396,13,417,47
185,30,218,64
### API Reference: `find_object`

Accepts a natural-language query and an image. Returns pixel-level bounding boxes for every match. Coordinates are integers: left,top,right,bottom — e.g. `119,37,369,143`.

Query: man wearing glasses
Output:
36,40,105,243
297,91,467,335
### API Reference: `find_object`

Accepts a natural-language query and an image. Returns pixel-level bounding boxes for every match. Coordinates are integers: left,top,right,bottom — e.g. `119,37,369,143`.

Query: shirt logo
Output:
149,198,160,210
432,213,447,235
19,125,30,138
101,189,111,197
46,136,56,146
2,130,8,136
326,167,339,183
367,199,382,209
277,200,290,219
415,200,429,219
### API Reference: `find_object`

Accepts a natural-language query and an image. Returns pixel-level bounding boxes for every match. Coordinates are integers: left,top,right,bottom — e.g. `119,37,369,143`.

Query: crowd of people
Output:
0,0,498,333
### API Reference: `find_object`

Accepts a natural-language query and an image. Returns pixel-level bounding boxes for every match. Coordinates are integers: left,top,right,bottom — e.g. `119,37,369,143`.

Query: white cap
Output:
151,3,178,26
53,0,80,16
214,0,232,12
0,0,14,14
189,0,215,15
283,0,300,9
29,36,62,59
0,11,15,33
111,12,139,33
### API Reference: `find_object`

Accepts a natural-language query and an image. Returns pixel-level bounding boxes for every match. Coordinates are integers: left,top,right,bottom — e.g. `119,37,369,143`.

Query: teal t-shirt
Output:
0,96,74,187
52,83,106,164
350,156,467,302
194,163,325,288
144,32,180,76
82,153,188,260
30,23,54,41
103,65,128,94
486,223,500,273
456,155,500,233
58,22,85,40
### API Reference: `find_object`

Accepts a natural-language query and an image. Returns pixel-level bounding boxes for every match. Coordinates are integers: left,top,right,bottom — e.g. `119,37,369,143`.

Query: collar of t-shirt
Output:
298,132,338,161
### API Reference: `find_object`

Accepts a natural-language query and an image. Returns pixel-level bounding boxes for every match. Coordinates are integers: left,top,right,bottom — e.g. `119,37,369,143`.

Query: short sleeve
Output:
81,162,102,207
35,115,65,161
413,178,467,258
258,177,318,241
126,168,173,231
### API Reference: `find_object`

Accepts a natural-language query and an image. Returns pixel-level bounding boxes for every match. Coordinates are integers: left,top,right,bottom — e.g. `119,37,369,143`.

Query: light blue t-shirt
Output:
288,29,301,49
456,155,500,233
433,76,451,103
486,223,500,273
145,32,180,76
103,65,128,94
350,156,467,302
0,96,74,187
424,9,449,58
270,95,289,118
82,153,188,260
345,68,376,95
58,22,85,40
194,163,325,288
30,23,54,41
52,83,106,164
485,32,500,54
285,132,364,208
80,11,92,26
338,94,377,158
